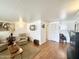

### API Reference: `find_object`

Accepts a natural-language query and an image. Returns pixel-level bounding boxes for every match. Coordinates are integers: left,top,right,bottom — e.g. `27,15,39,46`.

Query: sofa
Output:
0,39,7,52
16,33,29,46
0,43,7,52
16,37,28,46
0,36,29,52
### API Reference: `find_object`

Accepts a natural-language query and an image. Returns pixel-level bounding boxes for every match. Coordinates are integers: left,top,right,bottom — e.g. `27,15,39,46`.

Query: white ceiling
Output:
0,0,79,22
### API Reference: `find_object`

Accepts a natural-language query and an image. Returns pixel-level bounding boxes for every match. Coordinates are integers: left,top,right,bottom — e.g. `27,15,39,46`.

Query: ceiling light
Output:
17,17,25,28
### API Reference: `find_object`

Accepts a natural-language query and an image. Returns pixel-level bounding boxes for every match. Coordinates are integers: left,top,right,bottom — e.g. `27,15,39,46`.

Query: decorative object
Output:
42,24,45,28
34,39,39,46
30,25,36,31
0,22,15,31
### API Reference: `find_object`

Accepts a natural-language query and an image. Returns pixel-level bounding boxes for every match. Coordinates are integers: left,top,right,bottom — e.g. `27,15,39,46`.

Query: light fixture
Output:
17,17,25,28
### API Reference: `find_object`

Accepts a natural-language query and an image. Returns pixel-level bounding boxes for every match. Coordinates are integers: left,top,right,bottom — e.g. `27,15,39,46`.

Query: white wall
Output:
0,20,46,45
48,22,59,42
14,23,27,36
41,21,47,44
48,21,75,43
26,20,42,44
0,20,76,44
0,31,10,42
59,21,76,43
0,21,14,42
0,21,28,42
26,20,48,45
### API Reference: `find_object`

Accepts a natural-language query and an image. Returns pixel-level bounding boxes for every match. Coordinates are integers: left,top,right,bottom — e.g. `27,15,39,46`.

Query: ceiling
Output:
0,0,79,22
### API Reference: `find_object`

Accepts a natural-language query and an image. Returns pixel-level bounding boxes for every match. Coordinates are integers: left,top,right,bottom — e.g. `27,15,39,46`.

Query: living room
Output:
0,0,79,59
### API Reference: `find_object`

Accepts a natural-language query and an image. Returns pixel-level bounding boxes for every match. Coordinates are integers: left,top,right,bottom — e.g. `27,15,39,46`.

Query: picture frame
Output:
42,24,45,28
0,22,15,31
30,25,36,31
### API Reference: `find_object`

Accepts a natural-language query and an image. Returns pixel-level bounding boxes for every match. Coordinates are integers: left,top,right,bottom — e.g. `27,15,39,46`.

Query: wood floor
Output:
33,41,70,59
0,41,69,59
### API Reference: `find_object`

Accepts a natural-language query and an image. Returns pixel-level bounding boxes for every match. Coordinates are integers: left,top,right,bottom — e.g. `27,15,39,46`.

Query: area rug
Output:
0,42,40,59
